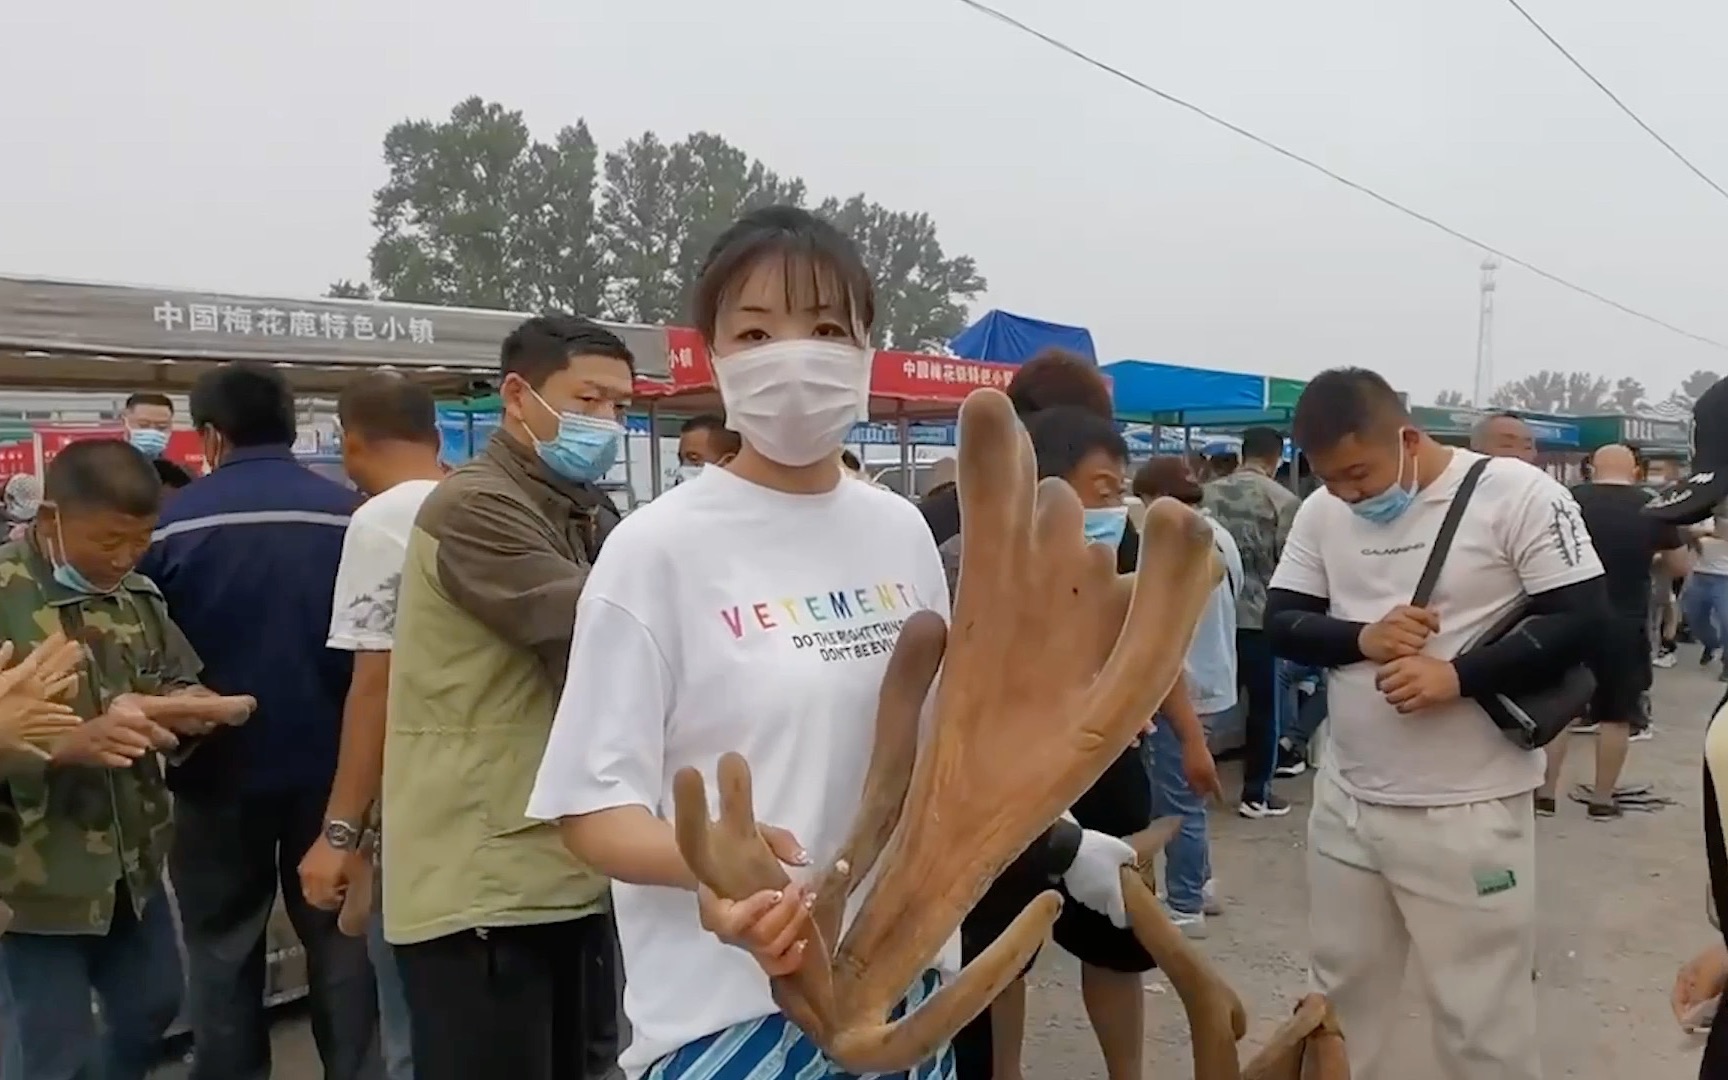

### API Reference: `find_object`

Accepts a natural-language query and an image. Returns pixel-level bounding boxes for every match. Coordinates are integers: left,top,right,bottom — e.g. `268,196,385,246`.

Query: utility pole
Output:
1473,257,1499,408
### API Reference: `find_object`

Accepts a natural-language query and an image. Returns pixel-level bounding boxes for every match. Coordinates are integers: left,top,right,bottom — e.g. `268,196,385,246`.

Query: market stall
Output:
0,275,673,395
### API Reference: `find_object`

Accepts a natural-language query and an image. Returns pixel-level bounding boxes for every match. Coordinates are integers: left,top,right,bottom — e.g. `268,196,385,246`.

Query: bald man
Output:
1539,445,1687,819
1471,413,1538,465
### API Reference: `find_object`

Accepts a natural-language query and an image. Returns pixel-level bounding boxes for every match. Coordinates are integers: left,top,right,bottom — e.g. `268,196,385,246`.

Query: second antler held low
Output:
673,388,1223,1074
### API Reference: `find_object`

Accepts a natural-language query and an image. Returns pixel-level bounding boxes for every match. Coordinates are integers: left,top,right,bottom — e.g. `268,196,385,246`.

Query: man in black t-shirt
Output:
1538,444,1686,819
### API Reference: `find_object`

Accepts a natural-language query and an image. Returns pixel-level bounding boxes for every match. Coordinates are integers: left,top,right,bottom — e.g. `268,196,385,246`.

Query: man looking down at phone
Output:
0,439,254,1080
1264,368,1605,1080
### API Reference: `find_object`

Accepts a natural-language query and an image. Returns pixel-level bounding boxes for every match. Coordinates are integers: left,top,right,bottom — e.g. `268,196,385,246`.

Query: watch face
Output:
325,821,359,849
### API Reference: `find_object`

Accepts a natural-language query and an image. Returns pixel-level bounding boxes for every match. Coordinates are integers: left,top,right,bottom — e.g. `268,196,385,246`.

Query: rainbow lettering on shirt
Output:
718,580,926,640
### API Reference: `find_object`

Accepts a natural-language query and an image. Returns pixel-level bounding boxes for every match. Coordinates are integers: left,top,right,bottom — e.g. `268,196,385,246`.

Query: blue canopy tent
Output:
1102,360,1267,423
950,310,1097,366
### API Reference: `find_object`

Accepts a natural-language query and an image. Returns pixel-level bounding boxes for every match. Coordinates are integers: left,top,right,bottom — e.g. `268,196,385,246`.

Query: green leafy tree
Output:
1610,376,1647,414
325,280,374,300
598,132,681,324
1677,369,1723,406
366,97,605,315
1433,389,1469,407
1489,370,1609,414
816,195,986,351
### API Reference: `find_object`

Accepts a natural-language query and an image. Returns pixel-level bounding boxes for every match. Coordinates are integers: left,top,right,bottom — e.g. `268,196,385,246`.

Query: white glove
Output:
1061,828,1136,928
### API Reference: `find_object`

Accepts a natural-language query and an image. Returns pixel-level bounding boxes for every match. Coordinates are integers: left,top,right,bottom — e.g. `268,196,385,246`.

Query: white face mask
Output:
715,339,870,467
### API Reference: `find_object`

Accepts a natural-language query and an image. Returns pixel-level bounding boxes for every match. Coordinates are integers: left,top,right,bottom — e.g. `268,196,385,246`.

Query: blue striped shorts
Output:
643,969,957,1080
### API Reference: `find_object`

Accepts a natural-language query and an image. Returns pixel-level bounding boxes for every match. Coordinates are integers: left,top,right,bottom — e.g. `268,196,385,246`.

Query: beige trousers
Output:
1307,768,1540,1080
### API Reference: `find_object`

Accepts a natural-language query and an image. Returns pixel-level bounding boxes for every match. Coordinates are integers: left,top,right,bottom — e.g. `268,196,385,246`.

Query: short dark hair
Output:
153,458,194,490
1132,457,1203,505
124,392,173,413
1006,349,1114,422
692,205,876,343
500,315,634,391
189,364,297,448
1241,426,1285,462
44,440,161,516
338,372,439,447
679,413,742,457
1027,406,1128,481
1290,367,1408,455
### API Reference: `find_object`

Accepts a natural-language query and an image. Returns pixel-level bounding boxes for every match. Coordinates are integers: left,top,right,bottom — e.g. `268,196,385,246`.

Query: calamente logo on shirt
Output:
1360,542,1427,558
719,580,928,663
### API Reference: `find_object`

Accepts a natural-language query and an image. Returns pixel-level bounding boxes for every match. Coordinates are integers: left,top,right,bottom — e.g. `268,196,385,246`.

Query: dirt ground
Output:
158,651,1724,1079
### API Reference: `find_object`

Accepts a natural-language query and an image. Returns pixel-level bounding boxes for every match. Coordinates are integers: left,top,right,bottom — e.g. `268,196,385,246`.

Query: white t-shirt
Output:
1698,535,1728,577
525,466,959,1077
327,479,439,651
1270,451,1602,806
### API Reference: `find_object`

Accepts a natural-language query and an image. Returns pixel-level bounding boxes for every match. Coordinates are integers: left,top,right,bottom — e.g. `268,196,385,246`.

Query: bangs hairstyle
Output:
691,205,876,344
1026,406,1129,481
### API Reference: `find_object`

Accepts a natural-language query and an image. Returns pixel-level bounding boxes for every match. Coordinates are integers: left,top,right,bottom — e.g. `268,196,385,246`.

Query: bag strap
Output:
1410,457,1491,607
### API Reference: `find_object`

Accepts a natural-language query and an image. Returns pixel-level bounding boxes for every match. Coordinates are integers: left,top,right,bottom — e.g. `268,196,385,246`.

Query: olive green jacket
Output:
0,538,202,934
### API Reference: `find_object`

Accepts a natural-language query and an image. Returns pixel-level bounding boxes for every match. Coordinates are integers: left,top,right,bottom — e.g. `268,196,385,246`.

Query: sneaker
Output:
1631,726,1655,743
1573,721,1600,735
1703,648,1717,667
1238,795,1292,819
1166,908,1207,939
1535,795,1557,817
1654,650,1678,669
1588,801,1624,821
1274,746,1308,778
1201,879,1223,917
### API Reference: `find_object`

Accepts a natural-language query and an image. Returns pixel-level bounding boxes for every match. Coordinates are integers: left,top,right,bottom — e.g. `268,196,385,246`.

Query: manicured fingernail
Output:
793,849,809,865
802,891,816,909
834,858,850,875
769,891,783,903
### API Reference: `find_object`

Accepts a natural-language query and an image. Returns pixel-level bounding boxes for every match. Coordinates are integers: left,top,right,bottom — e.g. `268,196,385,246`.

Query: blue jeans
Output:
368,903,414,1080
1144,713,1219,916
0,884,184,1080
1277,661,1328,753
1684,572,1728,654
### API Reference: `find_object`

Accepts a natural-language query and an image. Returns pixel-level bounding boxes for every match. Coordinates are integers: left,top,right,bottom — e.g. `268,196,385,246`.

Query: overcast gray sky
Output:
3,0,1726,404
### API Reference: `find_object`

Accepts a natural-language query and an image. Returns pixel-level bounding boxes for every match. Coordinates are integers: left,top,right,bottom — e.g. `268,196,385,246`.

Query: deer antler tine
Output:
1121,869,1246,1080
1123,817,1182,865
955,391,1033,593
715,752,761,839
828,891,1062,1075
671,767,717,885
814,610,945,950
1242,996,1334,1080
1082,498,1220,736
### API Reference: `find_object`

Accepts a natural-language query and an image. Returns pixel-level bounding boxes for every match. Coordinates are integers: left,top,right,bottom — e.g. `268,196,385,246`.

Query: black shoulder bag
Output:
1412,458,1596,750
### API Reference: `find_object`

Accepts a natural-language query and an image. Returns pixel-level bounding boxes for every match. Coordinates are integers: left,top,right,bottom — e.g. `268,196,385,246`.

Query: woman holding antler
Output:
0,440,255,1080
527,207,1145,1080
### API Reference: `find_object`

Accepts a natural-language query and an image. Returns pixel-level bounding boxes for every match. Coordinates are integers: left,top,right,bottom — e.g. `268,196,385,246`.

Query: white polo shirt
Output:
1270,450,1602,806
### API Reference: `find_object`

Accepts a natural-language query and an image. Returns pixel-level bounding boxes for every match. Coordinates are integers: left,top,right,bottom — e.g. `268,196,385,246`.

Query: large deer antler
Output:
1121,867,1349,1078
673,388,1223,1073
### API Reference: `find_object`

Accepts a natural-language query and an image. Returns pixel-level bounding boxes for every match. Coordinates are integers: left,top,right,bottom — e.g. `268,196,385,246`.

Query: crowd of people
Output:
0,200,1722,1080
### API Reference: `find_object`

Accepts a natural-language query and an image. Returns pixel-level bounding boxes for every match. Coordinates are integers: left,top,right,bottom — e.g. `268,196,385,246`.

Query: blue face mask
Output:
44,510,117,596
529,390,622,484
128,427,168,458
1349,432,1416,525
1082,505,1130,549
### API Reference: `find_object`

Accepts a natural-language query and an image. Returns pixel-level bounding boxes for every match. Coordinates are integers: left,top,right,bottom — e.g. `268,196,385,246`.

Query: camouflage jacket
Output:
0,537,202,935
1201,467,1299,630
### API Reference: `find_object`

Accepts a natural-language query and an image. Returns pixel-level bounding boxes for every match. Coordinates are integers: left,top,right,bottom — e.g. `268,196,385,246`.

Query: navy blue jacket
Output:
139,446,362,797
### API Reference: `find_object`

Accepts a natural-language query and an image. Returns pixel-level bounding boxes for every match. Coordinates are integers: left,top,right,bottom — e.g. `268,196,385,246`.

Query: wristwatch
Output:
324,820,363,852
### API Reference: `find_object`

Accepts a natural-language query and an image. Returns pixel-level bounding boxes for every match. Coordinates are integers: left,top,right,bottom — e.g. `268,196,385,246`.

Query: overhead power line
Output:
1501,0,1728,205
949,0,1728,352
